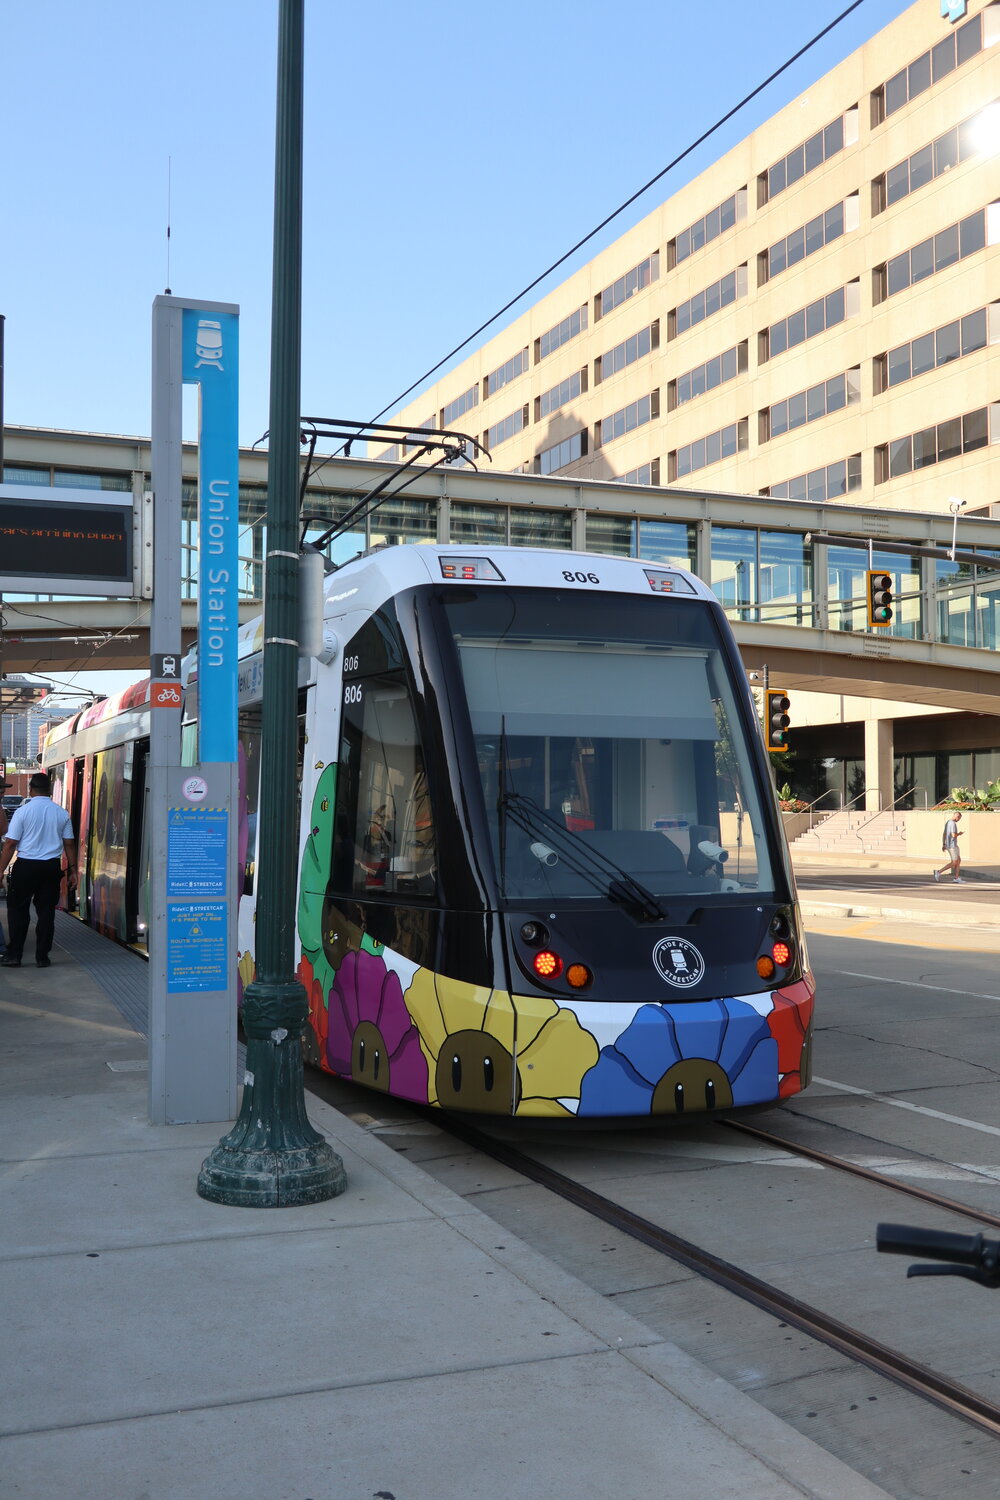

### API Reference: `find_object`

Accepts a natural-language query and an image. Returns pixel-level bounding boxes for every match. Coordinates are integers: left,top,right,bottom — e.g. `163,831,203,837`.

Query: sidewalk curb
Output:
799,898,999,928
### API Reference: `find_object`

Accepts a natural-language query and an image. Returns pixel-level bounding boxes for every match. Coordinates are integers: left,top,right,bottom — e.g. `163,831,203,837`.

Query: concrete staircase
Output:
790,809,907,857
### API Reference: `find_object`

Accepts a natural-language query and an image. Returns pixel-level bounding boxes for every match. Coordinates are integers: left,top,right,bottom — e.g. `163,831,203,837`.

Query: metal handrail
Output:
801,788,843,830
853,786,929,848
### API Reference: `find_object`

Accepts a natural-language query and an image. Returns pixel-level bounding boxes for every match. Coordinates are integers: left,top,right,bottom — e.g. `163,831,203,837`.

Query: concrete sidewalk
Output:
0,918,891,1500
792,858,1000,930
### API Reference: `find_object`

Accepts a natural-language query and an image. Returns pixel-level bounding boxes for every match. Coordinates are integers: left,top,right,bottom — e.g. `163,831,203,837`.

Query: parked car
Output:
2,795,24,815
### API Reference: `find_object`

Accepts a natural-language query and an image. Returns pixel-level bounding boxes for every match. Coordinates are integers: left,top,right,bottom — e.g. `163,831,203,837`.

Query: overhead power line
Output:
362,0,866,434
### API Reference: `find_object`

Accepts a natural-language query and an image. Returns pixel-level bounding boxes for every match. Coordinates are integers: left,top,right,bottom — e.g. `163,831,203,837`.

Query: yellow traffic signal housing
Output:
866,570,893,628
765,689,791,751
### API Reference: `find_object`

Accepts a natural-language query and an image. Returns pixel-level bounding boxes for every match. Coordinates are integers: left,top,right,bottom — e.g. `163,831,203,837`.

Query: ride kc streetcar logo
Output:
652,936,706,988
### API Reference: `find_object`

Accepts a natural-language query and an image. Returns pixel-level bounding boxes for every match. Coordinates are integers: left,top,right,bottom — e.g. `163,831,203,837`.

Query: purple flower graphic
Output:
327,948,428,1103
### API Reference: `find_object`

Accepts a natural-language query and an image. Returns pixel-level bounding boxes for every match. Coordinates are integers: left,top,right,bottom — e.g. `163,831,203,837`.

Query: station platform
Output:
0,904,896,1500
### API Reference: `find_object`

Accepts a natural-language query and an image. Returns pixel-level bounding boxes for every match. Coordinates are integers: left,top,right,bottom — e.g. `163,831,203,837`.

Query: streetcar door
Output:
125,740,150,950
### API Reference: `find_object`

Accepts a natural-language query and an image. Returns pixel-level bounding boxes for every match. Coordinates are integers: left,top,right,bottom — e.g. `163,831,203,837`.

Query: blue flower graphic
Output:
578,998,778,1116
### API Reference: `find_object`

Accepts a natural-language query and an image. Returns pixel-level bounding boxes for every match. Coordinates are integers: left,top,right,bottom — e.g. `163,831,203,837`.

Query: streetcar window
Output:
331,671,437,900
441,588,773,899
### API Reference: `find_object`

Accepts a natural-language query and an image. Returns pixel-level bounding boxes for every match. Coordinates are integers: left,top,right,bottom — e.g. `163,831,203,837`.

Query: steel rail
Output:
440,1112,1000,1439
723,1118,1000,1232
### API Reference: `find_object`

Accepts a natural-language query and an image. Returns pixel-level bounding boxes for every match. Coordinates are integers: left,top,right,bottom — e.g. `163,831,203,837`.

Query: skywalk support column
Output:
197,0,345,1206
864,715,894,814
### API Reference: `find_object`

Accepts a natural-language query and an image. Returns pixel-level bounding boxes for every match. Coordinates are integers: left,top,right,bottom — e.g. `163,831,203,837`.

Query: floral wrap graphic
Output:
768,976,815,1097
578,997,780,1116
326,947,429,1101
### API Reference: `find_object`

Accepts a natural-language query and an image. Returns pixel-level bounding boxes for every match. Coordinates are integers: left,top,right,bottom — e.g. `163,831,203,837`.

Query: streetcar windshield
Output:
440,586,775,900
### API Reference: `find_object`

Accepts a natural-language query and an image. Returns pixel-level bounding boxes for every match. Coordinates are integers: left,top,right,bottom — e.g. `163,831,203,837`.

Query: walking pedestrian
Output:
933,809,964,884
0,773,77,968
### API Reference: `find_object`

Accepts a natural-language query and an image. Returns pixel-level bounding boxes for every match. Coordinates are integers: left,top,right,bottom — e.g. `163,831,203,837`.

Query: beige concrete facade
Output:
384,0,999,517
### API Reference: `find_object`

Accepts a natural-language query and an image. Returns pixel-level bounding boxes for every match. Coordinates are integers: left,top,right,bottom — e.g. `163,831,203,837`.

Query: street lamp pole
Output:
198,0,345,1206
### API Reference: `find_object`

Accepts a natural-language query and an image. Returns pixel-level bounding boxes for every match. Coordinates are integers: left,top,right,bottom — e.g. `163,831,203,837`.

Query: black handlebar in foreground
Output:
877,1223,1000,1287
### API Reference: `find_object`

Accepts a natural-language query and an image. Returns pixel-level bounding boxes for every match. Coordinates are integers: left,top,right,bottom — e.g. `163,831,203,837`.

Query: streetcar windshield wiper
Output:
499,791,667,923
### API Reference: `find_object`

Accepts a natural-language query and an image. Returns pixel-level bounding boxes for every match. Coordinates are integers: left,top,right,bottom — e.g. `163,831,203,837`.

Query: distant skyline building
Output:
379,0,998,519
0,679,73,762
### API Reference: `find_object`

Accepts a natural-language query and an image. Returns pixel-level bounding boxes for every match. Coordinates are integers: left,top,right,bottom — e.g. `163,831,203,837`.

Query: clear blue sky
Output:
3,0,912,699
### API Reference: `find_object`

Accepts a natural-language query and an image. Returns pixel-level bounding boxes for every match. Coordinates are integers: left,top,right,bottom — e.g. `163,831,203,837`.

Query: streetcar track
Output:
722,1119,1000,1231
436,1111,1000,1441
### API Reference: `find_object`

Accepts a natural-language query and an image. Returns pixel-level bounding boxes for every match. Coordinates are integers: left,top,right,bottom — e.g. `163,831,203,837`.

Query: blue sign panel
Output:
167,805,229,898
182,308,239,763
941,0,967,20
167,902,229,993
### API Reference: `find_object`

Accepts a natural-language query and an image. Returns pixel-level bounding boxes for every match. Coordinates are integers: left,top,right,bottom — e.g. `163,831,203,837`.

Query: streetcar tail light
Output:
771,940,791,968
566,963,593,990
533,950,563,979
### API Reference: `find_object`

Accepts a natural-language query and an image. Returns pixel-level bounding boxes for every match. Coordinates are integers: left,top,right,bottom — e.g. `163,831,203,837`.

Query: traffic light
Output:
765,689,791,751
866,570,893,628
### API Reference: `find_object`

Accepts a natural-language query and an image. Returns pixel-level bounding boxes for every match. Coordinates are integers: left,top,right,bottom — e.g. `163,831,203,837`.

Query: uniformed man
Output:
0,773,77,968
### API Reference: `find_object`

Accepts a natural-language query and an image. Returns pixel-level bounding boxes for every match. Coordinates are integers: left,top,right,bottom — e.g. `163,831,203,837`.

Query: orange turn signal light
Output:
756,955,776,979
533,950,563,979
566,963,592,989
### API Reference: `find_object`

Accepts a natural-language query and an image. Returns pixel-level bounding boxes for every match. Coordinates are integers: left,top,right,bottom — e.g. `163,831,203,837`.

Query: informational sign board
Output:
149,294,240,1126
148,761,238,1121
0,483,138,595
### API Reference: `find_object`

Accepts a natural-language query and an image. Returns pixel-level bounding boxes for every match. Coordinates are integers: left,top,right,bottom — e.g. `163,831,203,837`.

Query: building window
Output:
871,14,982,124
595,391,659,448
669,342,747,410
51,469,132,491
402,417,436,455
764,455,862,502
759,109,856,204
761,195,857,283
761,280,859,361
875,405,998,483
620,460,660,486
536,370,585,421
873,206,994,303
595,321,658,383
374,445,399,463
874,105,990,215
670,418,748,480
484,348,529,398
595,253,659,320
485,406,528,450
671,265,746,339
535,305,588,362
535,430,588,475
874,307,994,394
763,368,861,441
669,188,747,266
441,384,480,426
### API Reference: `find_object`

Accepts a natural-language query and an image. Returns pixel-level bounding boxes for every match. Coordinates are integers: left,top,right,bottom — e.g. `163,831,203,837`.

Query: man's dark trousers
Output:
6,858,63,962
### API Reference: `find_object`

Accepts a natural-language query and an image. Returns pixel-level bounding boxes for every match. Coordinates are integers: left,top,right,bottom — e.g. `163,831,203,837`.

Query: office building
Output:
379,0,999,522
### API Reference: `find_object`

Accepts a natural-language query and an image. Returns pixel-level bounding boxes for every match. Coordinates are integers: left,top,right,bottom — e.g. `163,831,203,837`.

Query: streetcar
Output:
43,544,814,1117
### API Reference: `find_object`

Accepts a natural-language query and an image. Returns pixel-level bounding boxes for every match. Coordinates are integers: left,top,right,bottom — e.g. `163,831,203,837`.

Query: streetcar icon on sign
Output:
194,319,224,370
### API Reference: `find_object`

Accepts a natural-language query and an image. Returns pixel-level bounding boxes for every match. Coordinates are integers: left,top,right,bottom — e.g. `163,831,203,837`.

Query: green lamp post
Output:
198,0,346,1206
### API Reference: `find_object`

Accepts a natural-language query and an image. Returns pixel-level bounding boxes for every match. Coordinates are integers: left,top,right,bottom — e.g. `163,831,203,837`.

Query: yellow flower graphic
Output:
404,969,598,1115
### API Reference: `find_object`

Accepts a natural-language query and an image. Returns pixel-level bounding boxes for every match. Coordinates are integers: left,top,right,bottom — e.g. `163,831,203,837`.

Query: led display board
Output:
0,484,136,595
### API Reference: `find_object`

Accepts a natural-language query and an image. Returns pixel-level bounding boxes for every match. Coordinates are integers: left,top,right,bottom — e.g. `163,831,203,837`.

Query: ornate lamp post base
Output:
197,984,347,1207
